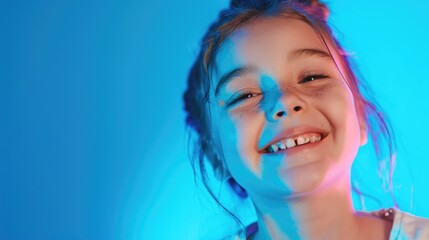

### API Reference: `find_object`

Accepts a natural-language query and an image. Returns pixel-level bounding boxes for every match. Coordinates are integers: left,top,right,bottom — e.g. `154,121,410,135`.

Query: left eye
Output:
301,74,328,83
227,92,261,107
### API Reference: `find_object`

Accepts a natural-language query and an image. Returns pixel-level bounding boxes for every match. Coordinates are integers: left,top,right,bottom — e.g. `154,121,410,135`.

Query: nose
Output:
266,90,305,122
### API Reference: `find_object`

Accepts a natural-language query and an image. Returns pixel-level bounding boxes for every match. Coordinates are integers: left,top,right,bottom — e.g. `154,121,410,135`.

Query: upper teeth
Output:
266,133,322,153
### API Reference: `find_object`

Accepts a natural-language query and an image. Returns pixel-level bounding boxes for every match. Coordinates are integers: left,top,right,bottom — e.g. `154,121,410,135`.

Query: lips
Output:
259,127,329,154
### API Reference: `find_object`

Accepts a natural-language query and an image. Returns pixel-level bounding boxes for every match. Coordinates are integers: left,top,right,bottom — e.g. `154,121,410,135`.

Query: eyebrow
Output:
214,48,332,96
289,48,332,61
215,65,257,96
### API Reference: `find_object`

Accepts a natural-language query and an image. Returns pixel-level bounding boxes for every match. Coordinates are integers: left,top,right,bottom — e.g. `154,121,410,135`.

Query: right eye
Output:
227,91,262,107
300,73,329,83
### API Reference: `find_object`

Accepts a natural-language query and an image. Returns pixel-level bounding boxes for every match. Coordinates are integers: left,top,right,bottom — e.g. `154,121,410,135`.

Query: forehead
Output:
214,17,327,78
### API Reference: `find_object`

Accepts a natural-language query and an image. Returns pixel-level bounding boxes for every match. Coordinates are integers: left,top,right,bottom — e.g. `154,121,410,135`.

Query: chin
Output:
278,161,329,198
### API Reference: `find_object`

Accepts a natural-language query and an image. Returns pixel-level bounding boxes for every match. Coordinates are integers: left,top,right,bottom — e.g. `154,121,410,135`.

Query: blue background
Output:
1,0,428,239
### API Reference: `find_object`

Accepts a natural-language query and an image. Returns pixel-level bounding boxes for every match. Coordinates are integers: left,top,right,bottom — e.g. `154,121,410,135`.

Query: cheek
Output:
221,105,262,142
217,107,265,177
233,105,264,138
309,83,362,159
310,82,359,127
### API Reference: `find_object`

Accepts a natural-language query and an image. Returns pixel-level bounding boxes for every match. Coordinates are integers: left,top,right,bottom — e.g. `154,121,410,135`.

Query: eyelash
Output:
300,73,329,83
227,91,261,107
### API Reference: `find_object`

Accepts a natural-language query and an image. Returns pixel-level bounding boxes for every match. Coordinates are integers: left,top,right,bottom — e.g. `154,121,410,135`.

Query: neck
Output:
249,172,367,240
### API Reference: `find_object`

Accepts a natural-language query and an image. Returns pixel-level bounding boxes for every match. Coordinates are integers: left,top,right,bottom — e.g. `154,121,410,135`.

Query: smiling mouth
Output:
262,132,328,153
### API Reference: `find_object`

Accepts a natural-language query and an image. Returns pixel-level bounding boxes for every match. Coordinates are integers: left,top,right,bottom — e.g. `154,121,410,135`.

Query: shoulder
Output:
376,208,429,240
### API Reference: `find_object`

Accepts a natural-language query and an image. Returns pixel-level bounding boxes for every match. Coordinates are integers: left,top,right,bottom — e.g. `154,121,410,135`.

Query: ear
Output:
212,157,230,180
358,114,368,146
206,146,230,180
227,177,248,198
212,162,226,179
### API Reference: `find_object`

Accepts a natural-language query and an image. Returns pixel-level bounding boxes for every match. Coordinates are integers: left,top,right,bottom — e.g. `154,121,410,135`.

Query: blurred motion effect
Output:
0,0,428,239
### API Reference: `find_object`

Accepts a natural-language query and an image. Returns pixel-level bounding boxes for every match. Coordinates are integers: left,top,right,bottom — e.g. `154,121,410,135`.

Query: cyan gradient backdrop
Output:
1,0,428,239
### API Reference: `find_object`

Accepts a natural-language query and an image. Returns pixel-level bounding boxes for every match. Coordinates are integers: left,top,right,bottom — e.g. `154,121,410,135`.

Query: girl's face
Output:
209,17,367,198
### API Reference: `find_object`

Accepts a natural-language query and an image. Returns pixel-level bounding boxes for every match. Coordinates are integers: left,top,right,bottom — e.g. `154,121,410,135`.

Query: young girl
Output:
184,0,429,239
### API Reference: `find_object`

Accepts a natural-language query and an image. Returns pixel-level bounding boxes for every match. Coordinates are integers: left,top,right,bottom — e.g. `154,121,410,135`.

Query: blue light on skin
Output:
208,17,390,239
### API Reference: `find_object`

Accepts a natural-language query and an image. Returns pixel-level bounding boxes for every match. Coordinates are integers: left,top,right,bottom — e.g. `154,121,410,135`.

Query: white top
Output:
229,208,429,239
389,209,429,240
